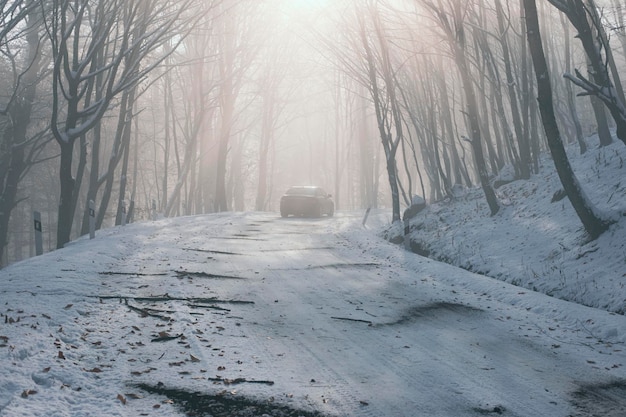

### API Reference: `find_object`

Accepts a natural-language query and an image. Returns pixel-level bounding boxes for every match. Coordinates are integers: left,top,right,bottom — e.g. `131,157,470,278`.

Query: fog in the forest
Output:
2,0,625,265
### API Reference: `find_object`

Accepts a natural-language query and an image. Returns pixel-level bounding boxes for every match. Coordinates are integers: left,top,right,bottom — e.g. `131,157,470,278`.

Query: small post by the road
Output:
89,200,96,239
121,201,127,226
362,207,372,228
403,217,410,250
33,211,43,256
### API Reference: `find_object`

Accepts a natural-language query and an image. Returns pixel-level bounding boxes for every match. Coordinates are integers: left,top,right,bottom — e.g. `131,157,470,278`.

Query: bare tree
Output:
43,0,203,248
213,2,258,213
523,0,613,239
423,0,500,215
560,13,587,154
0,1,48,266
253,17,294,212
547,0,626,145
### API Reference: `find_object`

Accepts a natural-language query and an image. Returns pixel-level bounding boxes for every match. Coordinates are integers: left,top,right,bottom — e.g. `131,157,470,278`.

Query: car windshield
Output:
286,187,318,196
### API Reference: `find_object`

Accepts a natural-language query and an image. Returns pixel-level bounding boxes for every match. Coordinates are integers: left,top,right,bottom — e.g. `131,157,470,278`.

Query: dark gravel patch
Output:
570,380,626,417
137,383,332,417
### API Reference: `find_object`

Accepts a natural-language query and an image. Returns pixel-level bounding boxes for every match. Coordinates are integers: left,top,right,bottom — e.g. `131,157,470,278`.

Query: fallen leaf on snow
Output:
21,390,37,398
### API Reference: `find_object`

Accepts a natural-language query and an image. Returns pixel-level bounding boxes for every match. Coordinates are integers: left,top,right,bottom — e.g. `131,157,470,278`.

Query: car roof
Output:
285,186,325,195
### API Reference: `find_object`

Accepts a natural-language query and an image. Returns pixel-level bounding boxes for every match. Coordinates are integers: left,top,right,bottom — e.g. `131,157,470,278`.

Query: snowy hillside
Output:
392,134,626,314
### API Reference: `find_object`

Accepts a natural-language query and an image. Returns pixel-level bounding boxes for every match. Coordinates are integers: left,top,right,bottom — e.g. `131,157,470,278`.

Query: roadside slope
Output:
395,135,626,314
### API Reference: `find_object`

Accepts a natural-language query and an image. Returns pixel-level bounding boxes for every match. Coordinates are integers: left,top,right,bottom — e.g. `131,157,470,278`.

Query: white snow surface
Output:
0,136,625,417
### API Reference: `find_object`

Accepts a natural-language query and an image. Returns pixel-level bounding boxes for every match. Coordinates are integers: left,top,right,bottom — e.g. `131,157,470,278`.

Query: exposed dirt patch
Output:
380,302,483,326
214,236,267,241
304,262,380,270
570,380,626,417
472,404,506,415
183,248,243,256
137,383,331,417
407,239,431,257
99,271,168,276
256,246,336,252
174,270,246,280
97,294,254,305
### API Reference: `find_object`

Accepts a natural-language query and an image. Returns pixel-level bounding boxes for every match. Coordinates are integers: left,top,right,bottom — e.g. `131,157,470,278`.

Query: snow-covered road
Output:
1,211,625,416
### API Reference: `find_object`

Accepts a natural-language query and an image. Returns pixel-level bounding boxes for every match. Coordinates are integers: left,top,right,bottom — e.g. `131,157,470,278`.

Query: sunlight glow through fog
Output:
292,0,332,10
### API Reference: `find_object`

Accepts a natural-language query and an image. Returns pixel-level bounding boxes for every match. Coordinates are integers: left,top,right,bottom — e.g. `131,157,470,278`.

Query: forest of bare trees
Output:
1,0,625,266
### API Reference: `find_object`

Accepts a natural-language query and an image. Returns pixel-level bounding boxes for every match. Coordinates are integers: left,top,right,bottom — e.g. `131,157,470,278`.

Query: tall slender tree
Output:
547,0,626,145
0,1,47,265
523,0,612,239
423,0,500,215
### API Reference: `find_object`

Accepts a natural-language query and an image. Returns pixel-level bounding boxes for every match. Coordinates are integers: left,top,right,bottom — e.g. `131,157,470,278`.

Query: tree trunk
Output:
424,2,499,214
590,94,614,147
454,39,499,214
549,0,626,145
214,120,231,212
496,0,528,178
56,140,76,248
0,141,25,266
1,7,42,264
80,122,102,235
524,0,612,239
95,88,133,229
255,91,274,211
561,14,587,154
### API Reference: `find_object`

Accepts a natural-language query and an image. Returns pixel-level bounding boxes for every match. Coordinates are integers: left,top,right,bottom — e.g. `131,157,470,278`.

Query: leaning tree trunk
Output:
452,39,499,214
425,1,500,215
523,0,612,240
548,0,626,145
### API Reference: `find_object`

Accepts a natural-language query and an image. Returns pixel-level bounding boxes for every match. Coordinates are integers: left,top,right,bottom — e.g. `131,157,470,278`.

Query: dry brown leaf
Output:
21,390,38,398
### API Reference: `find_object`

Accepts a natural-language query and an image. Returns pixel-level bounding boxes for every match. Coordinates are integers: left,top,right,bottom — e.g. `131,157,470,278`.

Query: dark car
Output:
280,186,334,218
